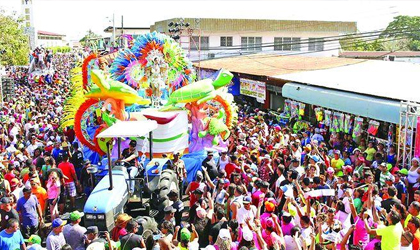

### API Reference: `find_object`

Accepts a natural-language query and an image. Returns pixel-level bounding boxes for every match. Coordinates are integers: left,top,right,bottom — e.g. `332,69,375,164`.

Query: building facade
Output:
150,18,357,61
37,31,67,47
21,0,36,49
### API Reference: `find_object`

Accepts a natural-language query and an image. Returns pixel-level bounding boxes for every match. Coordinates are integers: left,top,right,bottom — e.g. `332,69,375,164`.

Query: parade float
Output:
60,32,237,227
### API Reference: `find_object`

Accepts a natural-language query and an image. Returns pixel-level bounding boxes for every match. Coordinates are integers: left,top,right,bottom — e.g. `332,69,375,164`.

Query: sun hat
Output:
115,213,132,226
398,169,409,176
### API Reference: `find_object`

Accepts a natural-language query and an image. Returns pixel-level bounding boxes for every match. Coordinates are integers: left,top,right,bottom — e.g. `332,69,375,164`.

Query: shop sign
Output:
240,78,266,100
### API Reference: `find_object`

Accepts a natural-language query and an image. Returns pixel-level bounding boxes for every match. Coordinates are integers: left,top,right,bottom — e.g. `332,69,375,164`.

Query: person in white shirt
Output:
236,196,257,228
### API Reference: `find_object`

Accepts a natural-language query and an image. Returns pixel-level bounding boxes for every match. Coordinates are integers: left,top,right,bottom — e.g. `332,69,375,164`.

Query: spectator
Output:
46,218,67,250
0,218,25,250
63,211,86,250
16,186,43,239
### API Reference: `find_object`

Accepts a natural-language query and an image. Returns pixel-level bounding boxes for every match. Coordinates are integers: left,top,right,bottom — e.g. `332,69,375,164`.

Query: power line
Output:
190,27,417,51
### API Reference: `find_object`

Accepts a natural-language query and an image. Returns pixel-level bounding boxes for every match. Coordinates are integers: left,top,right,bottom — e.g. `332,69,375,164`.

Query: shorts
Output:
65,182,77,197
48,198,59,205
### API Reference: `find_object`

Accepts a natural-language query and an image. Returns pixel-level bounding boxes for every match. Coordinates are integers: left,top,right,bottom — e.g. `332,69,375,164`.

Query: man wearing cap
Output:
16,186,43,239
46,218,67,250
202,151,218,180
63,210,86,250
172,151,186,198
173,226,199,250
168,190,183,226
236,196,257,228
161,205,176,226
379,162,395,188
331,150,344,177
0,218,25,250
0,196,19,231
26,234,42,250
120,140,139,194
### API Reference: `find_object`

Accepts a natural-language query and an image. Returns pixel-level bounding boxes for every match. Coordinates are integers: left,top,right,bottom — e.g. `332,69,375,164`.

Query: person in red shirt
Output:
4,165,15,184
225,155,241,179
58,154,78,210
407,216,420,250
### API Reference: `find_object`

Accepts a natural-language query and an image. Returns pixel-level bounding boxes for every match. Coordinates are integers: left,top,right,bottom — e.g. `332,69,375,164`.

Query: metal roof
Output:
274,60,420,103
340,51,420,58
196,54,365,77
37,30,65,37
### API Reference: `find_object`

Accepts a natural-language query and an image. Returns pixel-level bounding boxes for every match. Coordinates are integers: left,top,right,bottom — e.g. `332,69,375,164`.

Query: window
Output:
25,15,30,21
309,38,324,51
220,36,233,47
25,8,30,14
292,37,301,51
241,37,262,51
190,36,209,50
274,37,301,51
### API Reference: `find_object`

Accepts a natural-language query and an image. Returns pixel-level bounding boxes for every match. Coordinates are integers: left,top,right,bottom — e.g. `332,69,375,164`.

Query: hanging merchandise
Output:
352,117,364,138
387,124,394,154
298,103,305,119
331,112,343,132
284,99,291,116
324,110,332,127
344,114,352,134
290,101,299,118
367,120,380,136
314,107,324,122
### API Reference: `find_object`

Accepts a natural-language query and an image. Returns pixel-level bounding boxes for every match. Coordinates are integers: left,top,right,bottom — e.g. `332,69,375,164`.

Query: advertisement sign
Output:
240,78,266,100
415,117,420,157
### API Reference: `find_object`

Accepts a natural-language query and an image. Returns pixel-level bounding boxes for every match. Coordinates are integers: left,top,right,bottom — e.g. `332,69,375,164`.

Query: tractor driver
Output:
120,140,139,195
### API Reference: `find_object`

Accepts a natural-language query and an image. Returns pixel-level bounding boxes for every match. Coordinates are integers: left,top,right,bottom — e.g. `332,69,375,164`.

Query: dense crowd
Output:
0,51,419,250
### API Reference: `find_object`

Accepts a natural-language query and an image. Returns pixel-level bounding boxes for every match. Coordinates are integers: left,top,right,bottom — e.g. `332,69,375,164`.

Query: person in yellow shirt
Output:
405,201,420,228
364,141,377,166
330,150,345,176
364,210,403,250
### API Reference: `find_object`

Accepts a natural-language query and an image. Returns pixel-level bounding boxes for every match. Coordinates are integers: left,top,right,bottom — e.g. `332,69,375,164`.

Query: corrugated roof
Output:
195,54,365,77
340,51,420,58
273,60,420,102
37,30,64,36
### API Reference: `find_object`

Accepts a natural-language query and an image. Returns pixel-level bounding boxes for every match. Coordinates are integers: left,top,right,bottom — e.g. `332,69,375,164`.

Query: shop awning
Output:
282,82,401,124
97,120,158,138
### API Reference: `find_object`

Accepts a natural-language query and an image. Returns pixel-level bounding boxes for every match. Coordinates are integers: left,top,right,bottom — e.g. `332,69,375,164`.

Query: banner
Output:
240,78,266,100
415,117,420,157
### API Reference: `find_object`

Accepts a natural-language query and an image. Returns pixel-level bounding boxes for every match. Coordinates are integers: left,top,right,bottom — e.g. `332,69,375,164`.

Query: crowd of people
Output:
0,50,419,250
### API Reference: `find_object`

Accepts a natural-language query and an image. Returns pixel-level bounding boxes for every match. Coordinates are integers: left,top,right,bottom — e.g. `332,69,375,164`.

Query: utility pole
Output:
112,13,116,48
121,15,124,48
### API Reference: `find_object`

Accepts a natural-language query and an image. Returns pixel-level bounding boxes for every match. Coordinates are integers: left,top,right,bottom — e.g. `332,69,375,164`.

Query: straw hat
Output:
115,213,132,226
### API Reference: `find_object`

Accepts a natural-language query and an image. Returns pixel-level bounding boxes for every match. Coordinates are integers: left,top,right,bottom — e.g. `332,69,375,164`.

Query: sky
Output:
1,0,420,41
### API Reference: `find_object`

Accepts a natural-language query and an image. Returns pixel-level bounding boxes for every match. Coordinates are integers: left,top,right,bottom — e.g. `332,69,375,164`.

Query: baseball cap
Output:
23,187,31,193
129,140,137,147
52,218,66,228
25,235,41,245
334,150,340,155
243,196,252,204
164,206,176,213
10,178,19,187
85,226,99,234
70,210,84,221
398,169,409,176
0,197,11,204
327,167,335,174
310,155,319,162
207,151,214,156
180,228,191,241
265,200,276,212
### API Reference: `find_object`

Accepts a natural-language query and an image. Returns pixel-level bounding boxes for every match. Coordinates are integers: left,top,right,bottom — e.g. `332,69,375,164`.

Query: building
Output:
150,18,357,61
103,26,150,48
21,0,36,49
37,30,67,47
340,51,420,63
196,53,420,167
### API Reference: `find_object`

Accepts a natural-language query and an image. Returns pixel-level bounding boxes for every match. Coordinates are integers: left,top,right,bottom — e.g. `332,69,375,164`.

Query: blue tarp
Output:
181,150,219,183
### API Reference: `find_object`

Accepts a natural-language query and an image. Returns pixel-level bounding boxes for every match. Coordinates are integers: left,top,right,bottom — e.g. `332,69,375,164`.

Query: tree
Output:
0,9,30,66
79,30,101,45
339,35,384,51
380,15,420,51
